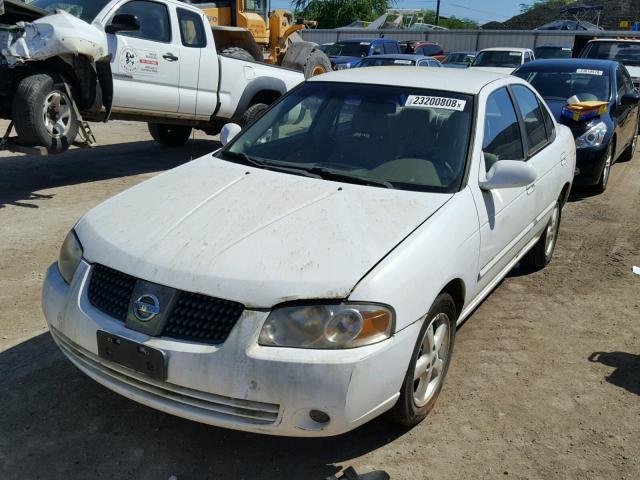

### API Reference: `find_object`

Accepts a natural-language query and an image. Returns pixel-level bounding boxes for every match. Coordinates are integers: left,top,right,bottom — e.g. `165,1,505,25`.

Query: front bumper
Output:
573,145,608,185
42,261,418,437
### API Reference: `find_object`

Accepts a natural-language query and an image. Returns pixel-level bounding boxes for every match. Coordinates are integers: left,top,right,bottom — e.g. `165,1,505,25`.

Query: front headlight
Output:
575,121,607,149
58,230,83,284
259,303,394,349
336,63,351,70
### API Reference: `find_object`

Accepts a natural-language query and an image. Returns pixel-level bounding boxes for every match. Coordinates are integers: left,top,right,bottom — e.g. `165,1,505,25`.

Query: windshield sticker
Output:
576,68,603,76
405,95,467,111
509,52,522,56
394,59,413,64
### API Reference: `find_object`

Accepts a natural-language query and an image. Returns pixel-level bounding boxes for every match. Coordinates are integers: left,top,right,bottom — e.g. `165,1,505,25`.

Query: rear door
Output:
109,0,180,113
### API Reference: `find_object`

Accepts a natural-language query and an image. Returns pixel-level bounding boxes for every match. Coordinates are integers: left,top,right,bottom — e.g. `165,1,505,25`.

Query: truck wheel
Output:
220,47,255,62
301,49,331,78
13,73,78,154
148,123,192,147
388,293,457,427
241,103,268,127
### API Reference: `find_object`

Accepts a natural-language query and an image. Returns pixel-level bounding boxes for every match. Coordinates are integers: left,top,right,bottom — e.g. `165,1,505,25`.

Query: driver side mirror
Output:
106,14,140,34
220,123,242,146
479,160,537,190
620,91,640,106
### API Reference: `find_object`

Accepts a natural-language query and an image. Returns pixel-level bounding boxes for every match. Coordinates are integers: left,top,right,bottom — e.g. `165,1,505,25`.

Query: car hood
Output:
470,66,515,74
545,98,613,138
330,55,360,65
76,156,452,308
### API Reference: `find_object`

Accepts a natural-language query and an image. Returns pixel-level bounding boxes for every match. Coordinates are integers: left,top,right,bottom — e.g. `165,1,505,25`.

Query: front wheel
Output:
522,200,561,270
388,293,457,427
148,123,192,147
594,141,614,193
13,73,78,154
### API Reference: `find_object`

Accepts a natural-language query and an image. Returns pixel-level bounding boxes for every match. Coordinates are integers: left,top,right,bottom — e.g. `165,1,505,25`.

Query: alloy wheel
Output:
413,313,450,408
42,90,72,138
544,203,560,259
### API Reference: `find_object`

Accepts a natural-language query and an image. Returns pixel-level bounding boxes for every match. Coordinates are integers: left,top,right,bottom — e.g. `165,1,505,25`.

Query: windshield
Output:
582,41,640,67
326,42,371,57
514,69,611,102
443,53,474,64
356,58,416,67
473,51,522,68
220,82,473,193
27,0,110,22
534,47,572,59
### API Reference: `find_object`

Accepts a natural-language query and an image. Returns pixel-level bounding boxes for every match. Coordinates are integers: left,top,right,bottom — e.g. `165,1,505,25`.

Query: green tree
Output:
293,0,392,29
519,0,573,14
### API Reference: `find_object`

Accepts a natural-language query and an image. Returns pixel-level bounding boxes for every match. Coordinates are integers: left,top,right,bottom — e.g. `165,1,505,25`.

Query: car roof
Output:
361,54,436,60
308,67,508,94
480,47,531,52
516,58,617,72
334,38,389,43
587,38,640,43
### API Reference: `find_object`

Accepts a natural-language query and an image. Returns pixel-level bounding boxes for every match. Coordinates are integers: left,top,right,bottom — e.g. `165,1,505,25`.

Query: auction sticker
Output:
405,95,467,111
576,68,603,76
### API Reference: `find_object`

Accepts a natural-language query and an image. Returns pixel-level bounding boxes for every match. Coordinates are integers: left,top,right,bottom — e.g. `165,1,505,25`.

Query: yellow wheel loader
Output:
188,0,331,78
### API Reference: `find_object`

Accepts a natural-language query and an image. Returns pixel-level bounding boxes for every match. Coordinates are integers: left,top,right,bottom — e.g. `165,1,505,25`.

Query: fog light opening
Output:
309,409,330,424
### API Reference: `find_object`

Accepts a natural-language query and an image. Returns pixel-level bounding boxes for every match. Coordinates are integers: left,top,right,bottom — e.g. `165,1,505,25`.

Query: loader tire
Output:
148,123,192,147
13,73,78,154
220,47,255,62
301,49,331,78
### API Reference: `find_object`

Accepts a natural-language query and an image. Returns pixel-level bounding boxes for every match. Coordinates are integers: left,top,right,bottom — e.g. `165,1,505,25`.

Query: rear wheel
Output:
522,200,561,270
13,73,78,154
388,293,457,427
148,123,192,147
619,125,638,162
240,103,268,127
301,49,331,78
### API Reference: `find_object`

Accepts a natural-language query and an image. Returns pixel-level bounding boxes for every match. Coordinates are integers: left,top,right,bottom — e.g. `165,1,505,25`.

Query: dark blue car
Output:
514,59,640,192
325,39,401,70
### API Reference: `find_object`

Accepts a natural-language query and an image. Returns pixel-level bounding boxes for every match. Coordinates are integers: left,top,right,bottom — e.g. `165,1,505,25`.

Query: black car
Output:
514,59,640,192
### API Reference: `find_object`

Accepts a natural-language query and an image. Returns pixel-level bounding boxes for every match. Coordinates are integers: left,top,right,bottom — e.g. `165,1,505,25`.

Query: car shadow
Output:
0,139,218,209
588,351,640,396
0,333,408,480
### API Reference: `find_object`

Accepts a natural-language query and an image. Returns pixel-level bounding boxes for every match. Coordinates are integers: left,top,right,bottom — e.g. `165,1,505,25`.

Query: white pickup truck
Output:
0,0,304,152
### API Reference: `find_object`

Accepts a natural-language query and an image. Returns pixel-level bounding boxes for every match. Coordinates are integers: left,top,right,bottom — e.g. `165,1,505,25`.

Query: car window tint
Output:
372,43,383,55
483,87,524,167
511,85,548,155
539,99,555,140
616,67,626,97
177,8,206,48
114,0,171,43
383,42,397,54
621,67,634,92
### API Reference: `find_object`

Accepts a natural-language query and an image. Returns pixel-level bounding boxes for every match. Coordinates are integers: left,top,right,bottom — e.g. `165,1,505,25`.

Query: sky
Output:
270,1,536,24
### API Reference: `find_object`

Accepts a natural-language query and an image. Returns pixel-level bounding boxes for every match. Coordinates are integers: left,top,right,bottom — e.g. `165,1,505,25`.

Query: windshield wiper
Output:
219,151,321,179
306,167,395,189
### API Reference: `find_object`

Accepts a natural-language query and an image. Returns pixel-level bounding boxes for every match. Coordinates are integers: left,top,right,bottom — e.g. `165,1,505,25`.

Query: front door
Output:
108,0,180,113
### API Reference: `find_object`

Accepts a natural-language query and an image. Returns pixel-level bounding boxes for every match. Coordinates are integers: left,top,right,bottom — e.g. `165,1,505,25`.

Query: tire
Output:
148,123,192,147
13,73,78,154
301,49,331,78
220,47,255,62
521,199,561,270
388,293,457,427
594,140,614,193
619,125,638,162
240,103,268,127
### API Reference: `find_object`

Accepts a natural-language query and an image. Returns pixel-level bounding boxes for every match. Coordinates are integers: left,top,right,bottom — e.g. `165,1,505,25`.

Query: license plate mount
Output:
96,331,166,381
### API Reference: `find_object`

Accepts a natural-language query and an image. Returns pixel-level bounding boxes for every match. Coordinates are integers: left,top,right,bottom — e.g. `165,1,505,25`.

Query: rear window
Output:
514,68,611,102
581,41,640,66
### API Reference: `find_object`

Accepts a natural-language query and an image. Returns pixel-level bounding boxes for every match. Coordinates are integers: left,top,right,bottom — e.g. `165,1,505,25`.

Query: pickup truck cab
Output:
580,39,640,88
0,0,303,152
44,68,576,437
326,38,401,70
471,47,535,75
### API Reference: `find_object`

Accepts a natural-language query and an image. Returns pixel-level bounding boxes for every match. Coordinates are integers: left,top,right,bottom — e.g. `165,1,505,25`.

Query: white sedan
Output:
470,47,535,74
43,67,575,437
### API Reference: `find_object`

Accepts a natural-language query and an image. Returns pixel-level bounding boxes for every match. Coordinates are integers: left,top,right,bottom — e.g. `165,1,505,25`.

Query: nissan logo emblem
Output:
133,294,160,322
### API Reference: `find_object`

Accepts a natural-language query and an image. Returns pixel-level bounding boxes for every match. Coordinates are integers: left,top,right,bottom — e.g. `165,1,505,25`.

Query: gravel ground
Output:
0,120,638,480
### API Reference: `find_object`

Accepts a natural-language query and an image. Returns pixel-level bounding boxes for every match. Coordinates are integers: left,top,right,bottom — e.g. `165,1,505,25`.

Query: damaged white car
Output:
43,68,575,436
0,0,304,152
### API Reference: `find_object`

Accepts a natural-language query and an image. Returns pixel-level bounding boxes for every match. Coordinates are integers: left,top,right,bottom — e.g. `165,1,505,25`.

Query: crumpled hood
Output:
0,11,107,65
76,156,452,308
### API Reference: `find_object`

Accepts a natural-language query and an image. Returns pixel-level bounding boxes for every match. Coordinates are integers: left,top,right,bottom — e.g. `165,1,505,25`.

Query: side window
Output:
616,67,627,97
177,8,206,48
383,42,396,54
511,84,548,155
114,0,171,43
539,99,556,140
372,43,383,55
524,52,531,62
483,87,524,169
622,67,635,93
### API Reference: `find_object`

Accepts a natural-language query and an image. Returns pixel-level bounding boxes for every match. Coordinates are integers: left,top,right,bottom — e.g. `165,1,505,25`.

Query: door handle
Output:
560,152,568,166
526,183,536,195
163,53,179,61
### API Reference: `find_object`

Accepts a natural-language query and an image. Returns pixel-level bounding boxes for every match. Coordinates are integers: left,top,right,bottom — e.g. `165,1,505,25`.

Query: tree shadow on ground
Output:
0,333,408,480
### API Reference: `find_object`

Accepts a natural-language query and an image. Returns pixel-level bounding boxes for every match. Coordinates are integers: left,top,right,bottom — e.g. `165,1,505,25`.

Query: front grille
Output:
164,292,245,344
87,264,244,345
88,264,136,321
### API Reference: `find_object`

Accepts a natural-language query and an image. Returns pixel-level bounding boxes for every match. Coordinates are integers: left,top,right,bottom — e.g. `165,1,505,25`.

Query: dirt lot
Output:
1,120,638,480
